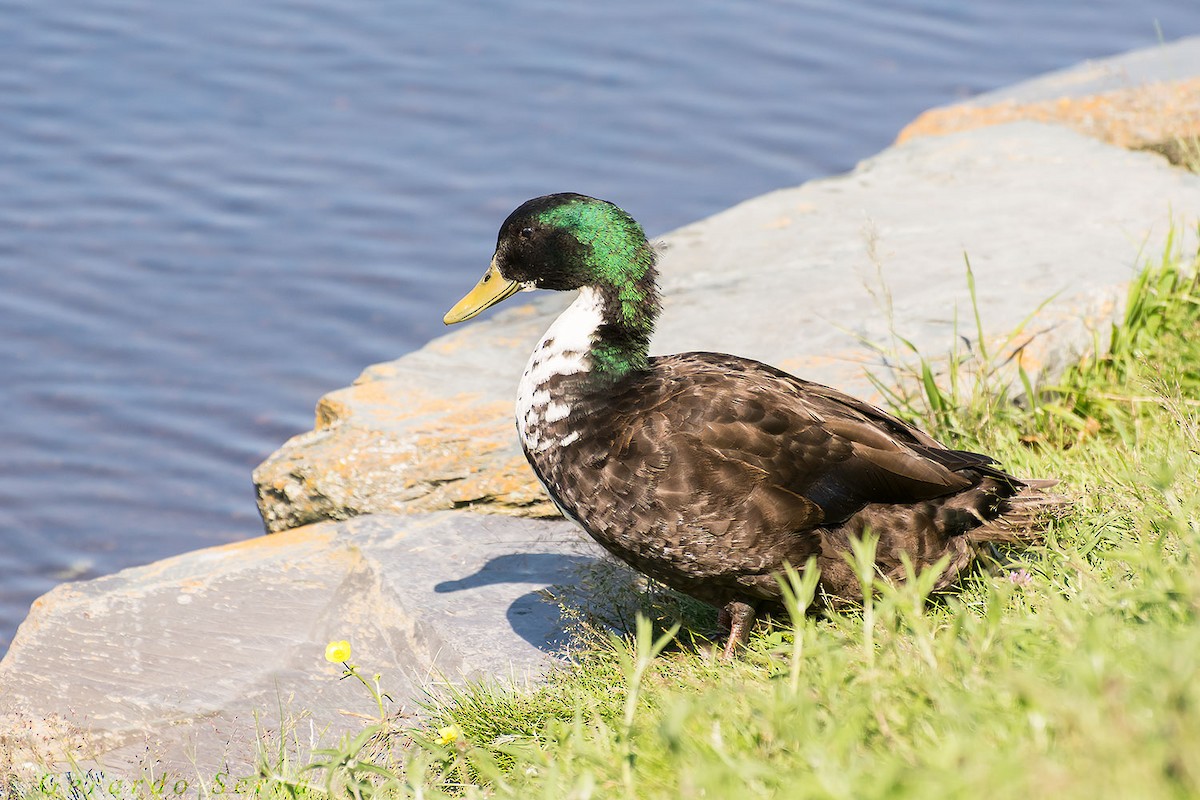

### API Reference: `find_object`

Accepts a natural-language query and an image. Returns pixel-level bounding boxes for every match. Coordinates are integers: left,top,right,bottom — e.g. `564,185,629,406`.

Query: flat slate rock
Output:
0,512,601,781
254,121,1200,532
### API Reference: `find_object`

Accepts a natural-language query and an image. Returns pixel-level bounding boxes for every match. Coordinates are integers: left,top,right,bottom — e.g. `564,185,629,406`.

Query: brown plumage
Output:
525,353,1058,644
444,193,1063,658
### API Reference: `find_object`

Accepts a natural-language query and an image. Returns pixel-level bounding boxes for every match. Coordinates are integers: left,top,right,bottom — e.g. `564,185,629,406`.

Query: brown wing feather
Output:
612,353,986,522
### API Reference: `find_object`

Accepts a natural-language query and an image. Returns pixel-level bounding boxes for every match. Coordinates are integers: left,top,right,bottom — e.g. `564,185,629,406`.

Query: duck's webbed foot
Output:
720,600,757,660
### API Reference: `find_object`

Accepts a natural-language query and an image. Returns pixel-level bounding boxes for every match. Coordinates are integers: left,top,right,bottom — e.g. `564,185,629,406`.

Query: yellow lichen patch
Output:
316,394,355,429
224,525,337,551
1014,344,1043,375
454,453,549,505
256,386,553,526
488,335,540,350
435,397,513,428
897,78,1200,151
425,325,495,355
317,383,496,429
388,433,547,513
357,361,401,381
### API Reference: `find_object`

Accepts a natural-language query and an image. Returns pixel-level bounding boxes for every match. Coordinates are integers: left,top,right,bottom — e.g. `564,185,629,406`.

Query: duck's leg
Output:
721,600,757,660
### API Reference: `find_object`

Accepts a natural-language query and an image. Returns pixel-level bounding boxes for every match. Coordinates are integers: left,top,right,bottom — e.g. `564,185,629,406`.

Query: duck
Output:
443,192,1060,659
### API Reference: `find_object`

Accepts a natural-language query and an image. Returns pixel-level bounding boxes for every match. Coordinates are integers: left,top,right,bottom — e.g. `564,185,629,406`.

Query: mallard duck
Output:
444,193,1059,658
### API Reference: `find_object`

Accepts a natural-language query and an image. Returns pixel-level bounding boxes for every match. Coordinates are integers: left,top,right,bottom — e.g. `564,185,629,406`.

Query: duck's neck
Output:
528,272,659,383
589,267,660,379
517,269,659,453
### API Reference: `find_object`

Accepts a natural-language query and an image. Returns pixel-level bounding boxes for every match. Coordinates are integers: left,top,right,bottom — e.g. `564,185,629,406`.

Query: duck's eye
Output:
519,227,534,240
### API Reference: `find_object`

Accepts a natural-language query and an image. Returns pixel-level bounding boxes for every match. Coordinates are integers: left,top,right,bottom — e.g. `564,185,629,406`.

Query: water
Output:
2,0,1198,652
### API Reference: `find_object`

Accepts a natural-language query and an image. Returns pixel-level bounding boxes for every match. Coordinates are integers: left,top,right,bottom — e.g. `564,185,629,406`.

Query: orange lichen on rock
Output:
316,382,492,429
897,78,1200,151
254,377,556,532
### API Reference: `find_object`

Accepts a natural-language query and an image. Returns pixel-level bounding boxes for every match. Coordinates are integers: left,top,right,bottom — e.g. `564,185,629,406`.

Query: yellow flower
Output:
437,726,460,745
324,640,352,663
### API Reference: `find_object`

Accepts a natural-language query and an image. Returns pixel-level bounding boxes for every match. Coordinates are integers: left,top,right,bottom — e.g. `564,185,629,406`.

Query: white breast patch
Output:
516,286,605,452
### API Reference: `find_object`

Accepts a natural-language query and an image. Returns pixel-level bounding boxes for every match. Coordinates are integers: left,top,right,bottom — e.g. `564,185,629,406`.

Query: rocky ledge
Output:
0,513,600,779
2,37,1200,784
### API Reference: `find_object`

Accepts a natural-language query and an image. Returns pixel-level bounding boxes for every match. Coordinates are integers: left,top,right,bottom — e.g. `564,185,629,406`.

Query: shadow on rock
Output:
433,552,598,593
434,552,600,653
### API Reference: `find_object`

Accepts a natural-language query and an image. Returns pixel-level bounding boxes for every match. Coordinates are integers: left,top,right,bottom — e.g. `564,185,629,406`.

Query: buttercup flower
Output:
437,726,460,745
325,640,352,663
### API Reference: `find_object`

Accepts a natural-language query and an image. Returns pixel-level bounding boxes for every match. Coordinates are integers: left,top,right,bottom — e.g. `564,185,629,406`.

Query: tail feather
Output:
966,479,1068,545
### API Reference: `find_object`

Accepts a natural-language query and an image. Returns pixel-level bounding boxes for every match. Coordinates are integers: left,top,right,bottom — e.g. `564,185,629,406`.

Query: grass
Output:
13,235,1200,800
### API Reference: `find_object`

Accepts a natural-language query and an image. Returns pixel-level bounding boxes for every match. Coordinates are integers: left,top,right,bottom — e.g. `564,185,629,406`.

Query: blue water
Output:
2,0,1198,652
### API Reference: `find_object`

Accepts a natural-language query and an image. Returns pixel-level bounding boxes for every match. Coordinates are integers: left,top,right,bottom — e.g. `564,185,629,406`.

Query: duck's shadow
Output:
434,552,601,654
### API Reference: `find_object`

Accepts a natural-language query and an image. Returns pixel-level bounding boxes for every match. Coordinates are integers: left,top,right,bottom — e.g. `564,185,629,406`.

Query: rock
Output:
254,121,1200,532
898,35,1200,154
0,512,602,781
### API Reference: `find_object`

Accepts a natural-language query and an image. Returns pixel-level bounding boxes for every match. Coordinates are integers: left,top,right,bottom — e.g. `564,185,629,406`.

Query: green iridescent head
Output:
444,193,658,325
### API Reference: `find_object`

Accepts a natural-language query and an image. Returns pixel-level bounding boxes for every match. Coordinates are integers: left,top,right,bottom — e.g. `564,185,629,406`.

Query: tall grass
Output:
870,228,1199,453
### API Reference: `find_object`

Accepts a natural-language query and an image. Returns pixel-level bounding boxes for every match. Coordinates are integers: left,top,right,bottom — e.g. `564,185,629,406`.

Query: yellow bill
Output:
443,259,523,324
